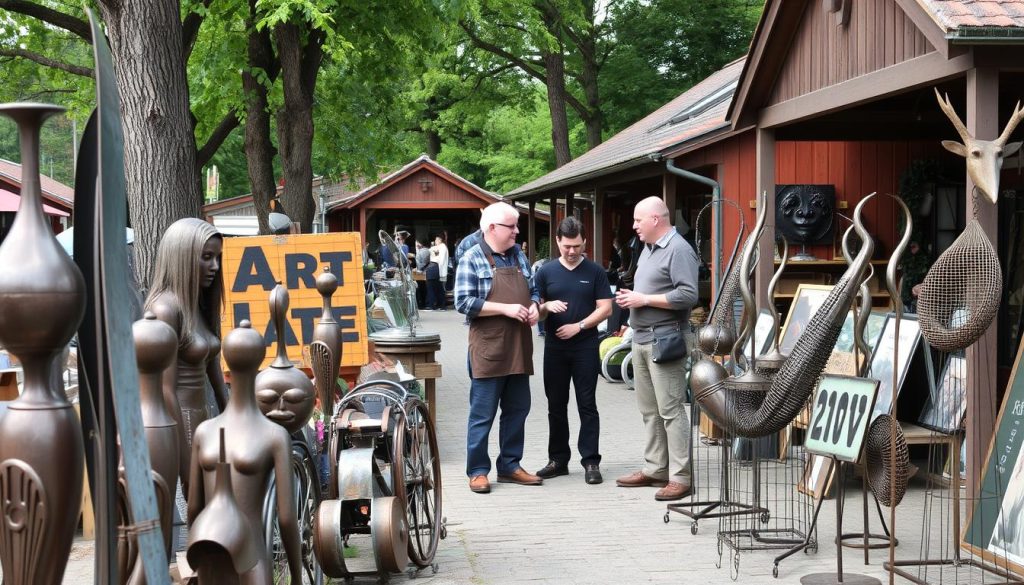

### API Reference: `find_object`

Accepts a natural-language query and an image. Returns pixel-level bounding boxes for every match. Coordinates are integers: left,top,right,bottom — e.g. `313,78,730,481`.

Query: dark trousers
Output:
466,359,532,477
543,343,601,467
426,278,446,309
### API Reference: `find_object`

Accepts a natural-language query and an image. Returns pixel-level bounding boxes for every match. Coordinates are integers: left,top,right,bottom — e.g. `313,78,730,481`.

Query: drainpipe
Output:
664,158,724,294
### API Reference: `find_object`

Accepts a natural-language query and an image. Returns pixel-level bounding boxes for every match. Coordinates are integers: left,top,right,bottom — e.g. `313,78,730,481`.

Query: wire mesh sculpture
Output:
917,89,1021,352
692,193,876,438
695,199,747,357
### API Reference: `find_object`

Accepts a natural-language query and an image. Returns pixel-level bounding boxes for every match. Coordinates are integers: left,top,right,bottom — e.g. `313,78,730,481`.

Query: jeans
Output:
466,358,532,477
543,343,601,467
427,278,446,309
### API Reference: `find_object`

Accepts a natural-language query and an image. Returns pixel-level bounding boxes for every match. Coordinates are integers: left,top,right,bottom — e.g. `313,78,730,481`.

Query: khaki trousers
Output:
631,341,691,483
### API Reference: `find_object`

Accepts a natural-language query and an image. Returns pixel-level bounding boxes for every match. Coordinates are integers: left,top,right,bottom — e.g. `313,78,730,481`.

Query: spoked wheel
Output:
264,442,324,584
397,400,442,567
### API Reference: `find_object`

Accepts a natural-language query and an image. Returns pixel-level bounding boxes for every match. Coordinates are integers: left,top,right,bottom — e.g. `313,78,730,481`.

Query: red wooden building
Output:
0,158,72,241
509,0,1024,497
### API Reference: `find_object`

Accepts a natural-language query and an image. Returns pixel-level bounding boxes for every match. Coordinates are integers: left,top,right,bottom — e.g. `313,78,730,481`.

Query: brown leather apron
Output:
468,244,533,378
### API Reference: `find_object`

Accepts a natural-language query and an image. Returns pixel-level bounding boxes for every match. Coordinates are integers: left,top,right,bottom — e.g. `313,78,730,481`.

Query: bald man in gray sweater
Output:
614,196,699,501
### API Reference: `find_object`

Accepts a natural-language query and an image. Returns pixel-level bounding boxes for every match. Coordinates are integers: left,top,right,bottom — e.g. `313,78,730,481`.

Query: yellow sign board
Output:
221,232,369,371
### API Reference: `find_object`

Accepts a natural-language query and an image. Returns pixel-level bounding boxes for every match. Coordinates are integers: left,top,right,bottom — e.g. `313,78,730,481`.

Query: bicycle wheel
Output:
402,400,442,567
264,442,324,585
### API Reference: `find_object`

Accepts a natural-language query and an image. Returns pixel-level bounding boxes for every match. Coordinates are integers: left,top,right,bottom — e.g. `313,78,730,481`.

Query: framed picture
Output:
866,313,922,423
798,453,835,499
918,354,967,434
745,308,776,361
963,336,1024,575
779,284,833,356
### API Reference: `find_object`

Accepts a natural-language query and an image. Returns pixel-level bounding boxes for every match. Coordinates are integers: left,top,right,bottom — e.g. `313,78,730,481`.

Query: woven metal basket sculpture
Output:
691,193,875,438
695,199,746,357
865,414,909,507
916,89,1021,352
917,220,1001,352
725,191,772,392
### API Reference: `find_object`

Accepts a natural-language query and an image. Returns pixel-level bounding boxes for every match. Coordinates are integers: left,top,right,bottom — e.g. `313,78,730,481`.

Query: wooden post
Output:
528,200,537,264
549,196,556,257
566,192,575,219
593,187,605,265
965,66,1000,503
662,170,677,214
755,127,776,311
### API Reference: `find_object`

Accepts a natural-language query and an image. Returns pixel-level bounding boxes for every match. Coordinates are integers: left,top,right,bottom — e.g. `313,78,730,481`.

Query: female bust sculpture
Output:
144,217,228,491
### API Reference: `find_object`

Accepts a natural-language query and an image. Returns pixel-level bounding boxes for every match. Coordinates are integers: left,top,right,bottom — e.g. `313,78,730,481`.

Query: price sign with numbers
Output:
804,374,879,463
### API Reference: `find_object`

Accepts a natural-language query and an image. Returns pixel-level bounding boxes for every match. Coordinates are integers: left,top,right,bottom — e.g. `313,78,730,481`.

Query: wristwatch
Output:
578,320,586,331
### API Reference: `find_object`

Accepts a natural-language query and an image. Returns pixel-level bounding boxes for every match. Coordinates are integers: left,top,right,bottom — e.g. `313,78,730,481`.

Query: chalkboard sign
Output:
963,337,1024,574
805,375,879,463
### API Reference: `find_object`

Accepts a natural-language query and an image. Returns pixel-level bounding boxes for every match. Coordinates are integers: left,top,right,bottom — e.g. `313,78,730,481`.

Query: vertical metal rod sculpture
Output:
755,237,790,374
254,284,315,434
0,103,86,585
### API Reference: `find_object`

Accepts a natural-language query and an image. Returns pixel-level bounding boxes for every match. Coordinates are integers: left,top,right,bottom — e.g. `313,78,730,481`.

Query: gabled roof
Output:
922,0,1024,30
507,57,746,199
202,175,370,216
0,159,74,207
328,155,500,210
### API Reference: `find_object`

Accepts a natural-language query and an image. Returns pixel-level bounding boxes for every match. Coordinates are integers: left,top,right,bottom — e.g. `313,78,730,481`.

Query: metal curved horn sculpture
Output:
695,199,747,356
863,194,913,507
691,193,878,438
726,190,771,390
917,89,1017,352
754,237,790,374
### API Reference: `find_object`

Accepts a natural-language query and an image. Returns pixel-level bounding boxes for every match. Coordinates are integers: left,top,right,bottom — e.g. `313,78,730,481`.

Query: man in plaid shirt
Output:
455,202,542,494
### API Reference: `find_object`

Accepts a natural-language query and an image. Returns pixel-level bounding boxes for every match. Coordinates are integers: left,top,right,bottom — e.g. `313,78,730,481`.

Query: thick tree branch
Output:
181,0,215,61
0,1,91,41
459,21,547,83
0,47,93,77
196,108,241,168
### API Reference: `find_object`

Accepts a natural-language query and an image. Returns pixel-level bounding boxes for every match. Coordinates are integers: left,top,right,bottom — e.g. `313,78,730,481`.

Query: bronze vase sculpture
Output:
0,103,86,584
188,320,303,583
255,284,315,434
312,267,343,415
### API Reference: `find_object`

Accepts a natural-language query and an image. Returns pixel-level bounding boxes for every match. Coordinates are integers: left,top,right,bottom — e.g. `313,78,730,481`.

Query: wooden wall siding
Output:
550,202,594,260
370,169,485,205
677,135,945,296
767,0,934,106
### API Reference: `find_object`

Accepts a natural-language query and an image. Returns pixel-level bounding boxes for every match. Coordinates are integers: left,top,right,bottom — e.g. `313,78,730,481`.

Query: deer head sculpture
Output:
935,88,1024,204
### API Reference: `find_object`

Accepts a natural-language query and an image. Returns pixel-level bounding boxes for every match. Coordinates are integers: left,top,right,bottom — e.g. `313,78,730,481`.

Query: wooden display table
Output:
369,334,442,424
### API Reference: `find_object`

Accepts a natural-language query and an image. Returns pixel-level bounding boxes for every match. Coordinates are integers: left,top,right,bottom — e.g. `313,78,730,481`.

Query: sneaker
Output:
584,464,603,485
536,461,569,479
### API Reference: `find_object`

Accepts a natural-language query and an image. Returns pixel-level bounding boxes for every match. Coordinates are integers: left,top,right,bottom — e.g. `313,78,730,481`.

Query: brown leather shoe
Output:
496,468,543,485
615,471,668,488
654,481,691,501
469,475,491,493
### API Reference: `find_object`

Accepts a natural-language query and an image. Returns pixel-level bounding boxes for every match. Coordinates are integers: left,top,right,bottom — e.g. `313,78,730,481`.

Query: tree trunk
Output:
98,0,201,291
274,22,323,233
243,0,278,236
426,128,441,159
579,1,602,150
543,49,572,168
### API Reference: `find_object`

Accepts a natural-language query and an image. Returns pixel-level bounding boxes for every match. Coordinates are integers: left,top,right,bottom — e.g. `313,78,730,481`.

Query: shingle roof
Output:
0,159,74,206
329,155,501,210
920,0,1024,30
507,57,745,198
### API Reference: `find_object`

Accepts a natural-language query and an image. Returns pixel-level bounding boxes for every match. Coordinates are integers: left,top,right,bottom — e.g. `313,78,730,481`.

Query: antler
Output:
997,100,1024,146
935,88,971,144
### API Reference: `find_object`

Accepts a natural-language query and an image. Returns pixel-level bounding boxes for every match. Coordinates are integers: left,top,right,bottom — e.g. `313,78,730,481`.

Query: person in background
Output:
534,217,612,485
455,202,542,494
427,235,449,310
614,196,699,501
531,254,549,337
414,240,430,309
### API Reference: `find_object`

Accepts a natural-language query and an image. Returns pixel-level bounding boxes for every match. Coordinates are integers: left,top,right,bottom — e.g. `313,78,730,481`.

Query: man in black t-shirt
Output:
535,217,613,484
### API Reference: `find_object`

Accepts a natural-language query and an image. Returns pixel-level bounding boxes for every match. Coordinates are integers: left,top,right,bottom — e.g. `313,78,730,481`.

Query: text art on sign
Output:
805,374,879,464
221,232,369,371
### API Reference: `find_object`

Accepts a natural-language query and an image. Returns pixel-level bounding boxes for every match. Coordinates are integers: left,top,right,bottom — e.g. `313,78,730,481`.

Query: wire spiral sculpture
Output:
865,414,910,507
916,219,1002,352
690,193,876,438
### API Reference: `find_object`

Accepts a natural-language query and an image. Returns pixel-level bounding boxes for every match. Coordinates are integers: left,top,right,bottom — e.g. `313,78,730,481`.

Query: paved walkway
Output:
56,309,964,584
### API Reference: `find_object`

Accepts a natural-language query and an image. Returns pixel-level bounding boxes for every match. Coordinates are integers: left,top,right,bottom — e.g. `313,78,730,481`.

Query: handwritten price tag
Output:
805,374,880,463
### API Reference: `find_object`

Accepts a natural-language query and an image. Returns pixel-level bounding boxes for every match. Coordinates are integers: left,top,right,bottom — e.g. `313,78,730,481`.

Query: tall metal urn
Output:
0,103,86,584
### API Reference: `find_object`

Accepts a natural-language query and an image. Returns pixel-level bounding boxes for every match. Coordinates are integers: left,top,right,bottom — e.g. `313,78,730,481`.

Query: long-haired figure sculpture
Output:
691,194,877,438
918,90,1021,352
144,218,227,491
